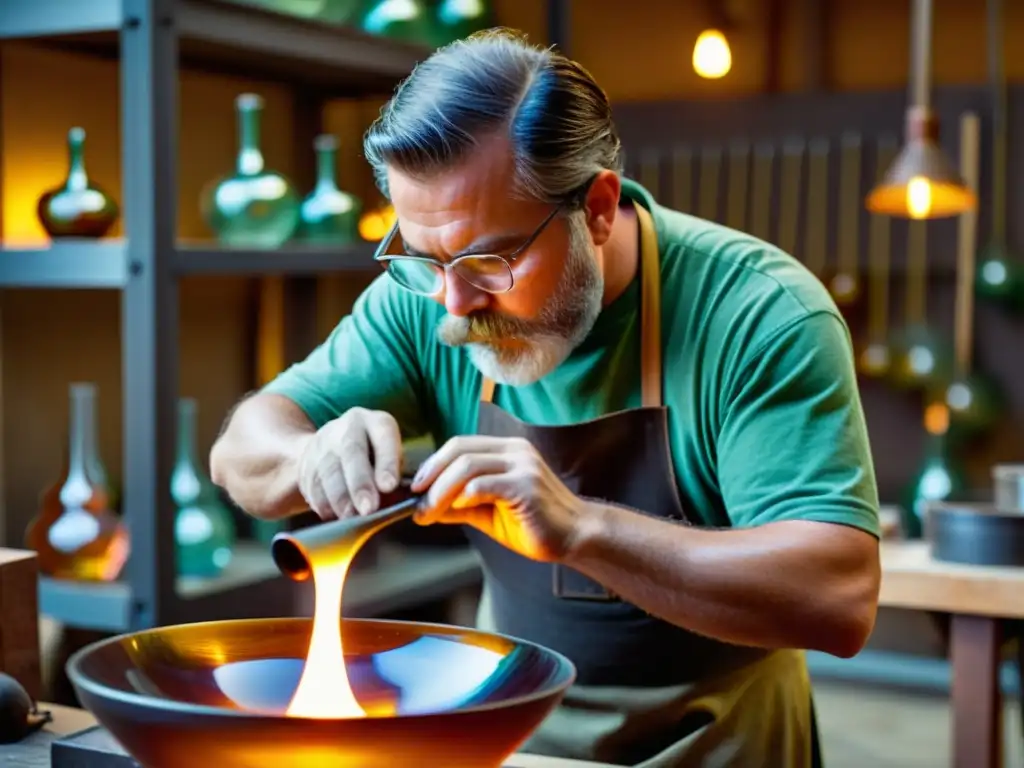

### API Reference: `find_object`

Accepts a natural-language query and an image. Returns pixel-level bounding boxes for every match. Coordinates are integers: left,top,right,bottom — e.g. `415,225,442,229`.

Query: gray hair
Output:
363,28,623,206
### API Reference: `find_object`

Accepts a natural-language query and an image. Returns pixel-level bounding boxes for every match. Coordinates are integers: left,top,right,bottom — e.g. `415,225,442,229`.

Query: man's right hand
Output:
296,407,403,520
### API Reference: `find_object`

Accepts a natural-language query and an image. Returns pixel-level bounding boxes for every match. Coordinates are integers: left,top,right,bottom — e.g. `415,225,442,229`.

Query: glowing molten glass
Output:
284,551,366,718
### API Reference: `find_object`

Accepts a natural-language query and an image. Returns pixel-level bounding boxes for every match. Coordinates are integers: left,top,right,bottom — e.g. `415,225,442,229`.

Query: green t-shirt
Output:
264,179,880,536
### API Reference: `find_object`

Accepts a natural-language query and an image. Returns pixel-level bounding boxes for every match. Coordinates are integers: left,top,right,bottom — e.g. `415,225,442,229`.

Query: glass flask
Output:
25,383,129,581
433,0,492,46
37,127,120,239
297,135,362,244
201,94,300,248
172,399,237,578
360,0,436,45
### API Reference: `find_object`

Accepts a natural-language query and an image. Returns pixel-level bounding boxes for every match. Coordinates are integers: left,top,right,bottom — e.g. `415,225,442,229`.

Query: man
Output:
211,28,880,768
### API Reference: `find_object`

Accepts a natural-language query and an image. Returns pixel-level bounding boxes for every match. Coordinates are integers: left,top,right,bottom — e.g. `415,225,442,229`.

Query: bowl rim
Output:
66,616,577,721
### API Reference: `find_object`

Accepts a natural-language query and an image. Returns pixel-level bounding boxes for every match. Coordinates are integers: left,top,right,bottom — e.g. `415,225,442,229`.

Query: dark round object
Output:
0,672,34,743
67,617,575,768
928,502,1024,567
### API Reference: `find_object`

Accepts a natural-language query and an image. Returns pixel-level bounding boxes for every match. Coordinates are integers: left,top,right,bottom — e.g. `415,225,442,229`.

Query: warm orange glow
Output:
285,552,365,719
358,204,396,242
924,402,950,436
906,176,933,219
866,179,976,219
692,29,732,79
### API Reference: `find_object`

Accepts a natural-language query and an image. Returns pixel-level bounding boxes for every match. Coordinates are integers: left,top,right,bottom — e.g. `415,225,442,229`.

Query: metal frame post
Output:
120,0,180,629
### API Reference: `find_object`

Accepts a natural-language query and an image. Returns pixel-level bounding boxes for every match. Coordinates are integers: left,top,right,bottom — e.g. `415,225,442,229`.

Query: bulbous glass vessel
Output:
37,128,119,239
25,383,129,582
201,94,300,248
298,135,362,244
172,399,237,578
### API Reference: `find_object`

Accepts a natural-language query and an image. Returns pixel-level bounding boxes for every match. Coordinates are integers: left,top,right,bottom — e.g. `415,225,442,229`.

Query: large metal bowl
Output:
66,617,575,768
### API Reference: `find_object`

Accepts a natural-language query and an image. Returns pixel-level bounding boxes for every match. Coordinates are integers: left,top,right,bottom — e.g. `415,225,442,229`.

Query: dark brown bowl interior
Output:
67,617,575,768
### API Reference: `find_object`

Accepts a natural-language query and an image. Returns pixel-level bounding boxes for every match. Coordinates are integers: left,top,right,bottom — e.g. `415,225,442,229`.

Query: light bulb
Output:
906,176,933,219
692,29,732,79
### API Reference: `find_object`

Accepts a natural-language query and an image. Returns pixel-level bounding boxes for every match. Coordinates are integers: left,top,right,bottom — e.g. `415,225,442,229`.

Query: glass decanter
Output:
37,127,120,239
25,383,129,581
298,135,362,244
172,399,237,578
200,93,300,248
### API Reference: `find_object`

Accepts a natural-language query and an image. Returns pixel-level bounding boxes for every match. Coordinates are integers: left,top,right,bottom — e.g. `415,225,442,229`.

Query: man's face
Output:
386,136,609,385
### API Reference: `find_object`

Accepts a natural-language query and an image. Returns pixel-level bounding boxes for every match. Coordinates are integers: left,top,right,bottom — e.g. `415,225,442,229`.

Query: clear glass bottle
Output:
36,127,120,239
200,93,300,248
25,383,129,581
172,399,237,578
298,135,362,244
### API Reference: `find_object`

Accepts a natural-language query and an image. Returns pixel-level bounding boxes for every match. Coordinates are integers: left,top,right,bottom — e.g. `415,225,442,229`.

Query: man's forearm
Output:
209,393,314,520
563,502,881,658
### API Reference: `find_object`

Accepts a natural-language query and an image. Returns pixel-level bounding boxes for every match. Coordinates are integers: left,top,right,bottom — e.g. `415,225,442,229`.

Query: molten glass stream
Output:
271,497,421,719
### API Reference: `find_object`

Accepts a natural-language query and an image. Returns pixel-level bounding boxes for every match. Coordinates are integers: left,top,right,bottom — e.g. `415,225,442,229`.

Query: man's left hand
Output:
409,436,585,562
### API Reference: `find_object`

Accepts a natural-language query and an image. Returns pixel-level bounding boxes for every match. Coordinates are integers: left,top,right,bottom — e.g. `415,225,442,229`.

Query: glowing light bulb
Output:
692,29,732,79
906,176,933,219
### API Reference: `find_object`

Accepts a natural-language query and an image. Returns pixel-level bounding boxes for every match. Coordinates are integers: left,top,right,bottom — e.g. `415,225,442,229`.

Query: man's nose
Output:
442,271,490,316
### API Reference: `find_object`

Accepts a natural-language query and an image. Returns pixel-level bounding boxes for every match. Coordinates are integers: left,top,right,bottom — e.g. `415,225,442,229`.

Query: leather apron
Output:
465,203,815,767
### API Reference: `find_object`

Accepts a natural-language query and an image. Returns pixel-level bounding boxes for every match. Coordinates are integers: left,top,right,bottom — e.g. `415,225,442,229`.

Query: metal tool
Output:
272,494,423,581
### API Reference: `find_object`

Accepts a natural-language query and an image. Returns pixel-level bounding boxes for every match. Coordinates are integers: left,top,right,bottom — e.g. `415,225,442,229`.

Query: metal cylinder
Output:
271,496,422,582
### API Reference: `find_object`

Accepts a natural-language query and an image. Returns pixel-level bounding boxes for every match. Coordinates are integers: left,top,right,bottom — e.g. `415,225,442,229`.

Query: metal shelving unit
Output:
0,0,483,633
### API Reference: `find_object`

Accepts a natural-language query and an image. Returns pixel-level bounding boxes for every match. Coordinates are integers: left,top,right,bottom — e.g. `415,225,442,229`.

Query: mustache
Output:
436,312,538,347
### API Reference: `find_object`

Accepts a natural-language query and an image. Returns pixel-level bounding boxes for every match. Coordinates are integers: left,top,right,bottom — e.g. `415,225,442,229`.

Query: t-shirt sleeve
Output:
716,310,880,537
261,275,431,436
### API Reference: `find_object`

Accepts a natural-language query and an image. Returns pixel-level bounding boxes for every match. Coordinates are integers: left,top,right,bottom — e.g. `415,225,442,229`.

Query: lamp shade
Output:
866,107,976,220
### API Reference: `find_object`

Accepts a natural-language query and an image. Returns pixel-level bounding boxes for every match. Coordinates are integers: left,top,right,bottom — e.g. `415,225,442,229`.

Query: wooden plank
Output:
0,548,42,700
879,540,1024,619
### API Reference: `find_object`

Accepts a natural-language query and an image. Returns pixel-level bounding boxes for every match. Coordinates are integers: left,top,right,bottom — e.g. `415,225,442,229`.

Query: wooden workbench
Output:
2,704,615,768
879,539,1024,768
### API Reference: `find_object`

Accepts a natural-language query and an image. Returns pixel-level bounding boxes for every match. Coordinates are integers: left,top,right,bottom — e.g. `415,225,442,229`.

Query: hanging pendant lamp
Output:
866,0,975,219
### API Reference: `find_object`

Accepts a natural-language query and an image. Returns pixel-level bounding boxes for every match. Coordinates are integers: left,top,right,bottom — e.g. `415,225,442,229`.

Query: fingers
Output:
363,410,403,494
337,424,378,515
417,454,512,524
296,408,406,520
412,435,528,493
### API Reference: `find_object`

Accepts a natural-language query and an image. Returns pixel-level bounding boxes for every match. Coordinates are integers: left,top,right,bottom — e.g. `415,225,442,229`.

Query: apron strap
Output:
635,203,662,408
479,201,662,407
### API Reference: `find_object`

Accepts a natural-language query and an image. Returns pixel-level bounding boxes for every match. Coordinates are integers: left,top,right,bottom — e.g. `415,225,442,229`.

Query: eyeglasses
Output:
374,205,563,296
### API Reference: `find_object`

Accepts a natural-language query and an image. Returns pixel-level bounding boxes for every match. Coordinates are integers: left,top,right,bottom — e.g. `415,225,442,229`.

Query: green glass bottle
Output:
172,399,237,578
433,0,492,46
298,135,362,244
900,428,968,540
360,0,436,45
201,94,300,248
37,127,119,239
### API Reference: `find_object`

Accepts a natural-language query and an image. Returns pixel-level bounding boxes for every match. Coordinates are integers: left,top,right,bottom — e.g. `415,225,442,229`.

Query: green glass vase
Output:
900,430,968,540
37,127,119,239
201,94,300,248
298,135,362,244
172,399,237,578
361,0,436,44
432,0,492,46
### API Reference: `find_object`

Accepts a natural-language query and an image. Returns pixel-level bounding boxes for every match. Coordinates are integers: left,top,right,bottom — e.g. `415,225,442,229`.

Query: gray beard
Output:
436,213,604,386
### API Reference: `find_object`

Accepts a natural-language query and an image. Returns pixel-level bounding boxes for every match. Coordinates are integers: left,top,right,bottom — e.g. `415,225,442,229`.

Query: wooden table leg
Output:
950,614,1002,768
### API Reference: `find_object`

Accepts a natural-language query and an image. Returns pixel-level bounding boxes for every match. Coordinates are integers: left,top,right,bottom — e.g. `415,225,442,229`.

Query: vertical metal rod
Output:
546,0,570,55
987,0,1006,243
120,0,180,629
910,0,933,108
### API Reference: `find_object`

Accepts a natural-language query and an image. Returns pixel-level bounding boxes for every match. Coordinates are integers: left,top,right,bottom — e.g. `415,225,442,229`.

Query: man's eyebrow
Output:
403,233,530,259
